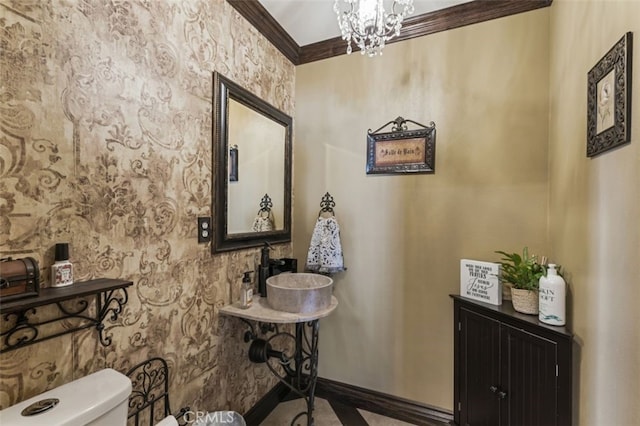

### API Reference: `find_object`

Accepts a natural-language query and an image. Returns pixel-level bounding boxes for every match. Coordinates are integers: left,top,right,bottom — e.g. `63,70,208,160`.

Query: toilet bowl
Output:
0,368,132,425
1,367,247,426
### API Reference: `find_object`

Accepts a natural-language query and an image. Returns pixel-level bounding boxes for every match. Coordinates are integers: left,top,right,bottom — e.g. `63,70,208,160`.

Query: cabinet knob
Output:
498,391,508,399
489,385,498,393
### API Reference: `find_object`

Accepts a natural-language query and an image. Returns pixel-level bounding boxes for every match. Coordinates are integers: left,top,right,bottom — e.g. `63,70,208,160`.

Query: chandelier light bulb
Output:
334,0,414,56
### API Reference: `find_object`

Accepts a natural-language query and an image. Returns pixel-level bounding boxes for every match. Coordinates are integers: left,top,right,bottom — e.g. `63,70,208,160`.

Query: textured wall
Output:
0,0,294,414
548,1,640,424
294,9,550,410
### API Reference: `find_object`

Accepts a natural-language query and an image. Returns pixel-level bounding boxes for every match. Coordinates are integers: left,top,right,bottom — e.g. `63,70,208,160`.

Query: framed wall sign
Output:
366,116,436,175
587,32,633,157
460,259,502,305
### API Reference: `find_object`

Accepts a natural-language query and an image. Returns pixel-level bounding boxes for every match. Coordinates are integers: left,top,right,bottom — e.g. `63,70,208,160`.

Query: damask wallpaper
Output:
0,0,294,415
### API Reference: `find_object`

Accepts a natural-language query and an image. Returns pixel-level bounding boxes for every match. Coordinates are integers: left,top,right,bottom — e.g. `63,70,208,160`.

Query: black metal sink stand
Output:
241,319,320,426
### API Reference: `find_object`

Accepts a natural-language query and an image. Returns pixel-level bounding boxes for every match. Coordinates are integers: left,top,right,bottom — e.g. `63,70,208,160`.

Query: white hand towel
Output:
251,211,274,232
305,216,346,274
156,415,179,426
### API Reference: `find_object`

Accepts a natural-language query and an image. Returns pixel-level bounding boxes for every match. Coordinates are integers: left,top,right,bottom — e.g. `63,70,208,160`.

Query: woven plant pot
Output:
511,288,539,315
502,282,513,301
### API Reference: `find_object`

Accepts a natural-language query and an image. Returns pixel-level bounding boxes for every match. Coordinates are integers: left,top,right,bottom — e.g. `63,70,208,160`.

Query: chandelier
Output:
334,0,415,56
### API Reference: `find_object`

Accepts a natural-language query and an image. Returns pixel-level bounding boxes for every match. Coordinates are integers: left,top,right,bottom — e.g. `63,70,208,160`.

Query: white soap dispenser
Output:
538,264,566,326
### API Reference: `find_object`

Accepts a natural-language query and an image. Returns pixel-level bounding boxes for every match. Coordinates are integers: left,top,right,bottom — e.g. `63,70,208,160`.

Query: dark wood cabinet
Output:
452,295,572,426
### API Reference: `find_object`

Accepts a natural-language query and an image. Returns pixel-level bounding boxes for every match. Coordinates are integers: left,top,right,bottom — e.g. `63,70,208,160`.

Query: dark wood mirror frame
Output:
212,72,292,253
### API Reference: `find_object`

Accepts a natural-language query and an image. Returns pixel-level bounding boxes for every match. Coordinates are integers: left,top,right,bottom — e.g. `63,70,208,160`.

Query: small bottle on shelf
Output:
239,271,253,309
51,243,74,287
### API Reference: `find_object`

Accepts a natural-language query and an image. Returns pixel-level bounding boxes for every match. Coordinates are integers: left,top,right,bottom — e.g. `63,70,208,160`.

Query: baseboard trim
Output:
243,381,290,425
315,377,454,426
243,377,454,426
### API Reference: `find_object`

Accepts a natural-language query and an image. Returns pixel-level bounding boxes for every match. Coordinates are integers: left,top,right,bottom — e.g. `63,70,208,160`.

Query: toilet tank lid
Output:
0,368,132,426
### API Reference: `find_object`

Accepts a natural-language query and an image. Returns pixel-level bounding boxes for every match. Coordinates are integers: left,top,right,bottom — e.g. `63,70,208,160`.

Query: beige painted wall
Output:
294,10,550,410
548,1,640,425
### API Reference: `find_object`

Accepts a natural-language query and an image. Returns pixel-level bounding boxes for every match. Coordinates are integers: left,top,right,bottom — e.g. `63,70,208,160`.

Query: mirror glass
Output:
213,72,292,253
227,99,285,233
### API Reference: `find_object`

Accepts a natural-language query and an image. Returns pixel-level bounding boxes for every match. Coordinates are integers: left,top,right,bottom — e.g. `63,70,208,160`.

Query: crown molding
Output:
229,0,552,65
227,0,300,64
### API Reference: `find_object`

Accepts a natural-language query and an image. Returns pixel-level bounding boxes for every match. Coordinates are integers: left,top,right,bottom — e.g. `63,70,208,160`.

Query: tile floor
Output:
260,397,418,426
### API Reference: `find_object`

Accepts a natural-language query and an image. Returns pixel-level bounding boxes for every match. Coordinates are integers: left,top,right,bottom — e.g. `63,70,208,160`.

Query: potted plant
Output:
495,247,545,315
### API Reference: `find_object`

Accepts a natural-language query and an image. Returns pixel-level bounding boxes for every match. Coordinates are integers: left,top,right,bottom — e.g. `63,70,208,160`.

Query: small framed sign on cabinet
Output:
460,259,502,305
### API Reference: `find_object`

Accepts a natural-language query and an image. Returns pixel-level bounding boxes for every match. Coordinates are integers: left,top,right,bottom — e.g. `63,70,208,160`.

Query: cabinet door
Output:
500,324,558,426
460,308,501,426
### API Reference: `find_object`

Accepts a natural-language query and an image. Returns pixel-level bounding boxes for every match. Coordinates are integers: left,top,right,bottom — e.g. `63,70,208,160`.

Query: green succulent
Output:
495,247,546,291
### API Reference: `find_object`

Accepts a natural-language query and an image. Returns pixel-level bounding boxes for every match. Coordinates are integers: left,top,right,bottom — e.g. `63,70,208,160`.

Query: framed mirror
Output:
212,72,292,253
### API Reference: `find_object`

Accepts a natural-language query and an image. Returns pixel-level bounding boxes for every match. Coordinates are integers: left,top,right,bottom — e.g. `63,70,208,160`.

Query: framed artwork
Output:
587,32,633,157
366,116,436,175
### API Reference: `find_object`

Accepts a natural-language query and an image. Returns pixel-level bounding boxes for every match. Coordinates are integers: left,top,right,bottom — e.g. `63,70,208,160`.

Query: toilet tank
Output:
0,368,132,426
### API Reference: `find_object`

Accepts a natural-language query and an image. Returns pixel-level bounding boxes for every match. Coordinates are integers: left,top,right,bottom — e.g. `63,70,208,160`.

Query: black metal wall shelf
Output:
0,278,133,354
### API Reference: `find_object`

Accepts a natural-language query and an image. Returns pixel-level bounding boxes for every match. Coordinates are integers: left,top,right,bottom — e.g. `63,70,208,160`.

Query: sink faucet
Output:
258,242,272,297
257,243,297,297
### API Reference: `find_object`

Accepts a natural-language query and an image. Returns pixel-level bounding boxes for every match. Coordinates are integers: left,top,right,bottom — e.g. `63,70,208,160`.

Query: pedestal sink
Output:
266,273,333,314
218,272,338,426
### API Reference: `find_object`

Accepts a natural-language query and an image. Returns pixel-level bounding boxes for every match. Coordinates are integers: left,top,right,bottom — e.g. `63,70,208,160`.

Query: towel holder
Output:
252,194,275,232
308,192,346,274
318,192,335,217
257,193,273,215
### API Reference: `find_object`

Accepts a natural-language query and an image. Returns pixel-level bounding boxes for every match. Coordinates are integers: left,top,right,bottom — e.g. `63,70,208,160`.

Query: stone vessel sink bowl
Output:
266,273,333,314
